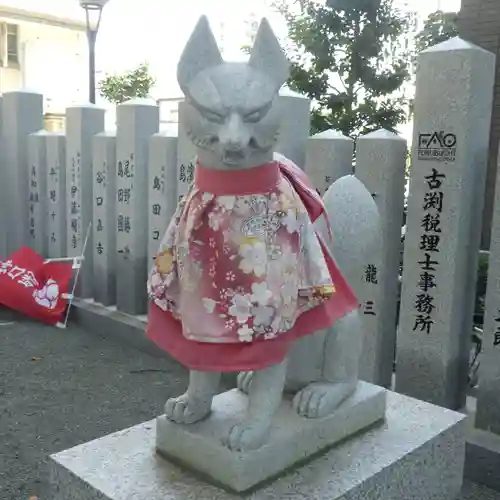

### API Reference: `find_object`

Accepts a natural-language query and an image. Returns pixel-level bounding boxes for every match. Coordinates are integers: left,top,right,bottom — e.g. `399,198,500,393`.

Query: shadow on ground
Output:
0,308,188,500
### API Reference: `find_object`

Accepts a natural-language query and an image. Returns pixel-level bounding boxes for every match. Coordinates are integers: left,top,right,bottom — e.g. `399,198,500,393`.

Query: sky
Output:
8,0,462,98
9,0,278,97
5,0,462,128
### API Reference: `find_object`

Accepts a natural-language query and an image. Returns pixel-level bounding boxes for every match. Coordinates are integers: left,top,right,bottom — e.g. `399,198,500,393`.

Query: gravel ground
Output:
0,307,499,500
0,308,188,500
462,481,500,500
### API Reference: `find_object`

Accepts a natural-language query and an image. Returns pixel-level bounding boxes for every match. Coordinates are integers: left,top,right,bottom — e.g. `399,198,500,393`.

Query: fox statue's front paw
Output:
222,420,271,451
164,393,212,424
237,371,254,394
293,381,357,418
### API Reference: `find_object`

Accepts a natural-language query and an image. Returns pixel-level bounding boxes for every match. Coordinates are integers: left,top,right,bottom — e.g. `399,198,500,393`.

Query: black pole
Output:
87,29,97,104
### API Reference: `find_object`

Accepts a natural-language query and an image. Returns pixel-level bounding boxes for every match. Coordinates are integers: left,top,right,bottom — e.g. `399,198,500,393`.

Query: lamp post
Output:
79,0,109,104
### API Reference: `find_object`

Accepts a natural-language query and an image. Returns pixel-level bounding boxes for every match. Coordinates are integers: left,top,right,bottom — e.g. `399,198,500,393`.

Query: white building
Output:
0,3,87,119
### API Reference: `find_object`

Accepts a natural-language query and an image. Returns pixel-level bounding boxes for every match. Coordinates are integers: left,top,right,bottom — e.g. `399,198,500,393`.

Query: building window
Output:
7,24,19,65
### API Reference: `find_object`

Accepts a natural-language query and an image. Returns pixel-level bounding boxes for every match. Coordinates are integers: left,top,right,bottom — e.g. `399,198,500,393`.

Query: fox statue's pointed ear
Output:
177,16,223,94
248,18,290,90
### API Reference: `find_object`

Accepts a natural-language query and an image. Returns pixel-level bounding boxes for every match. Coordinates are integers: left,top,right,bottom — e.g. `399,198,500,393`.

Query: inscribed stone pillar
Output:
305,130,353,195
27,130,48,256
276,88,310,168
176,101,196,201
46,133,67,259
475,147,500,435
92,132,117,306
396,38,495,410
66,105,105,298
355,130,407,387
2,90,43,254
148,133,178,262
116,99,159,315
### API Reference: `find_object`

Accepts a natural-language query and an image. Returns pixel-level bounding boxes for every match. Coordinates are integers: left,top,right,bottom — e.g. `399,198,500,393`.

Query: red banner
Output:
0,246,74,325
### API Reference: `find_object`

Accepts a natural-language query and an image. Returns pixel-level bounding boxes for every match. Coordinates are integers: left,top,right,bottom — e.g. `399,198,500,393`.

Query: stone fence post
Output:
2,90,43,254
396,38,496,409
148,133,178,262
176,101,196,202
27,130,48,256
276,88,310,168
115,99,159,315
306,130,353,195
46,133,66,259
92,132,117,306
66,104,105,297
466,146,500,490
355,130,407,387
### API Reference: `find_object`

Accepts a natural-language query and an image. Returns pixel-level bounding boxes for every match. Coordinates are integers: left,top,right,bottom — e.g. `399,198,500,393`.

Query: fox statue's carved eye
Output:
244,107,269,123
200,108,225,124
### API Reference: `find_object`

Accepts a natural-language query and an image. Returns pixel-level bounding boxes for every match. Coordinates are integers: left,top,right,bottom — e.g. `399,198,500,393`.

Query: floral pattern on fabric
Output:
147,177,336,344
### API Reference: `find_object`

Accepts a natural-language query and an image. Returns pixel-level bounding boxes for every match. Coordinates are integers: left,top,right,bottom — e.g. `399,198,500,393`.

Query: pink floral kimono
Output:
146,155,359,372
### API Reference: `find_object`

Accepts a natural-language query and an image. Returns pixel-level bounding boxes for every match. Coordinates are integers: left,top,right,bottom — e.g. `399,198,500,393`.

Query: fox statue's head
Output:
177,16,289,170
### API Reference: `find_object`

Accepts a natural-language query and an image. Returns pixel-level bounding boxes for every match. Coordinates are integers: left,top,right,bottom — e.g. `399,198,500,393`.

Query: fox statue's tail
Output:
315,175,381,298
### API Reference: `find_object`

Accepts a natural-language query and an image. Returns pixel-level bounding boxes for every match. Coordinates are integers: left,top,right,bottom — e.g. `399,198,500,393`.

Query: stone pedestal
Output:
50,387,466,500
157,382,385,492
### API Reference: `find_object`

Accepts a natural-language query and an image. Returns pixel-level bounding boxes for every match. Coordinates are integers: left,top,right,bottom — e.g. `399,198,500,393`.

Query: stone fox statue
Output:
146,16,380,452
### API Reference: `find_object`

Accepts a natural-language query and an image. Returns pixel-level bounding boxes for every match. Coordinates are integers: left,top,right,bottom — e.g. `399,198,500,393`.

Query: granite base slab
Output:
50,389,467,500
156,382,386,492
465,427,500,492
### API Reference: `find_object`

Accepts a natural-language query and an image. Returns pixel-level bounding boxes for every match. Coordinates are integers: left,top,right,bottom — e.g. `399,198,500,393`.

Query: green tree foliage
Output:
99,63,156,105
273,0,412,136
415,10,459,53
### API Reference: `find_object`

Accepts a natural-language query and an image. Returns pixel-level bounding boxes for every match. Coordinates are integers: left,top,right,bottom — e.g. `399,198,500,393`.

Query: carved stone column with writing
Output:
396,39,495,409
66,104,105,297
176,101,196,202
46,133,67,259
355,130,407,387
93,132,117,306
465,147,500,490
476,148,500,431
27,130,48,256
116,99,159,315
148,133,178,262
